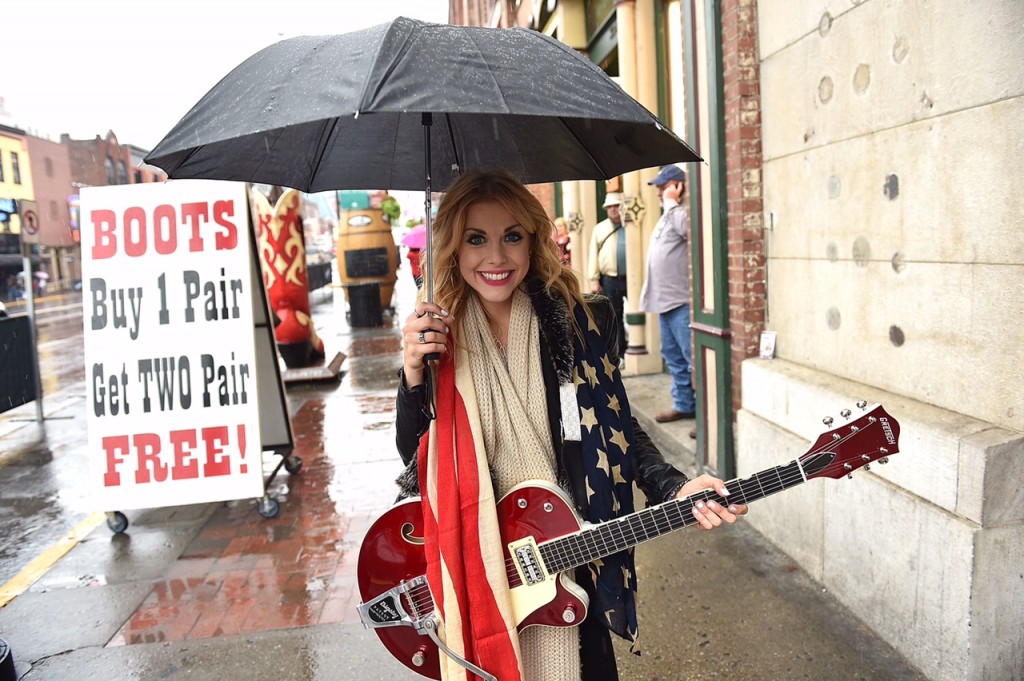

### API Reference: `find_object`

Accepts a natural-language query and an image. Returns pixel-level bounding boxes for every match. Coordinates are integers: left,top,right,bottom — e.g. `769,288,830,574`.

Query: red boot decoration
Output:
251,188,326,368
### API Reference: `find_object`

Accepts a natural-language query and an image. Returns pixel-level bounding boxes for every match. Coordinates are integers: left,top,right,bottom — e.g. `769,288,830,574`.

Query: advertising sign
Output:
80,181,265,510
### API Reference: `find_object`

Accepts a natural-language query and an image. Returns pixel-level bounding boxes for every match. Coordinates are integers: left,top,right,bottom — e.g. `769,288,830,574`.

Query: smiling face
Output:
457,199,532,317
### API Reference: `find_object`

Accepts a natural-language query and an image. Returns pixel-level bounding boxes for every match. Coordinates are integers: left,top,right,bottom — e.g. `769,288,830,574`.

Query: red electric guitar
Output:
357,402,900,680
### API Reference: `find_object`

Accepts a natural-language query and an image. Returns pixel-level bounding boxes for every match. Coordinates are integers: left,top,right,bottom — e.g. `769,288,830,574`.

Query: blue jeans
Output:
659,304,696,414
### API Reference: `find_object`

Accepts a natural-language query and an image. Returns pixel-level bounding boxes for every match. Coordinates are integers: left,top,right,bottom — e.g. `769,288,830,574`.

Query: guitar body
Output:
357,482,591,679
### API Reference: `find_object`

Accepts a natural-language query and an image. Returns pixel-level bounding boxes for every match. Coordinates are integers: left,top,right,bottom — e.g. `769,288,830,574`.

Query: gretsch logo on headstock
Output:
880,417,897,446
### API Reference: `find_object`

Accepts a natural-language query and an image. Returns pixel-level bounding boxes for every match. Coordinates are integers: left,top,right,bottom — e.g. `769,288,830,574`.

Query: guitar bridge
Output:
357,576,497,681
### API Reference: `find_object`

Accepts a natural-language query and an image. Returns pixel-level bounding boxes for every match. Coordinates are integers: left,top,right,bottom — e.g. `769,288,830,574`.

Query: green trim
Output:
683,0,734,477
654,4,669,120
554,182,563,218
624,312,646,325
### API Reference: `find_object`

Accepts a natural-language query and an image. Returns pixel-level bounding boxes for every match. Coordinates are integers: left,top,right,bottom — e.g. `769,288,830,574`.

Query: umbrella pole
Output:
422,113,440,365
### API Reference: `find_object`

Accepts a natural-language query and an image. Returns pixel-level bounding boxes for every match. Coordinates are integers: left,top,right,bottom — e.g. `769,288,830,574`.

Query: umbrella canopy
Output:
145,16,700,193
401,224,427,250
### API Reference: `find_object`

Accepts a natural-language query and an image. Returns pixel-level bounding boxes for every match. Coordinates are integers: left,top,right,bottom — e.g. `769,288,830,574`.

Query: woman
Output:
396,170,745,681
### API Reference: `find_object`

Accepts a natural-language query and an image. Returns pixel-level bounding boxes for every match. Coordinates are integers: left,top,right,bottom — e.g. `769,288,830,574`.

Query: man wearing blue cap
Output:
640,164,696,424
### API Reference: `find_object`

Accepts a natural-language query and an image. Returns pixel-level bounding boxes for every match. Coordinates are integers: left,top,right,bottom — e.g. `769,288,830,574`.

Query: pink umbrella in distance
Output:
401,224,426,250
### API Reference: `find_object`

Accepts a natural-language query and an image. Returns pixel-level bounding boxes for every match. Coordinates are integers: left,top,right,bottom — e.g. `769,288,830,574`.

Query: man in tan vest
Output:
588,192,627,353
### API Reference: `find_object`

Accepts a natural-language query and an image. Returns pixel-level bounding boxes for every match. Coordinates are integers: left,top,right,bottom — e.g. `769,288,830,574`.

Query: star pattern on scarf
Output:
572,303,640,649
608,427,629,454
607,394,622,417
601,354,617,378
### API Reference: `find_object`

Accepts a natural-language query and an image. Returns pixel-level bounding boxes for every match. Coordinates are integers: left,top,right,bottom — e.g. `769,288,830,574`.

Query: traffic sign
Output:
18,200,40,244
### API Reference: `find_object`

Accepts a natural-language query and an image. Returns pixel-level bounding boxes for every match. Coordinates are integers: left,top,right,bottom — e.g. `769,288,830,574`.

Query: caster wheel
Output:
106,511,129,534
284,456,302,474
257,497,280,519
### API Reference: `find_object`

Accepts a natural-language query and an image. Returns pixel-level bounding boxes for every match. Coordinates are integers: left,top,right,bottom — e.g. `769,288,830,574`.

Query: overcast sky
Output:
3,0,449,150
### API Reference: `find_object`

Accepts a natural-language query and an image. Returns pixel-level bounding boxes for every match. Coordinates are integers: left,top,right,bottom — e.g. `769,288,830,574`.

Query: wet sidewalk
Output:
0,274,928,680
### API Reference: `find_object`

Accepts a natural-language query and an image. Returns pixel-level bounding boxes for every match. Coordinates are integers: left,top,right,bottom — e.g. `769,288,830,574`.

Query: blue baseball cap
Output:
647,165,687,186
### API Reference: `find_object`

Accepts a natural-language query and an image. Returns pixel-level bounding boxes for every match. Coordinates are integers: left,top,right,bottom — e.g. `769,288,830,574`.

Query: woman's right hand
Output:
402,302,453,388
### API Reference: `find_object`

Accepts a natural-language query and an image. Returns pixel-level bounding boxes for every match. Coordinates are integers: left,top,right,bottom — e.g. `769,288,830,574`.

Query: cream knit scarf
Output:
462,290,581,681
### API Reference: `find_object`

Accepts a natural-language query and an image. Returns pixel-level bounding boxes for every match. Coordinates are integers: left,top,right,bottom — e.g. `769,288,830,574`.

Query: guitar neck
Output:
538,460,806,575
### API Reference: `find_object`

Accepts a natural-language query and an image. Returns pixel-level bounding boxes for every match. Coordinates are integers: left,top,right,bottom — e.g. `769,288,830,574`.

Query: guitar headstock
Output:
798,402,900,480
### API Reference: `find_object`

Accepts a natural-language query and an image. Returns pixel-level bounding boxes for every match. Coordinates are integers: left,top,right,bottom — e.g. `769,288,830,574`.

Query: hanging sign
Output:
80,180,266,510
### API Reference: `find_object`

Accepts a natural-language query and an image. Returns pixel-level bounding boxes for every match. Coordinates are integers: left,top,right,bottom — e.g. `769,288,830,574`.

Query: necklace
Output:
493,334,508,361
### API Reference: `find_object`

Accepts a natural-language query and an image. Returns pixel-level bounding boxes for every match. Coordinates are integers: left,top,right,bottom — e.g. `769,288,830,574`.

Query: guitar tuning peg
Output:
847,473,854,479
863,463,871,471
856,400,868,409
823,416,834,426
878,457,890,465
840,409,852,419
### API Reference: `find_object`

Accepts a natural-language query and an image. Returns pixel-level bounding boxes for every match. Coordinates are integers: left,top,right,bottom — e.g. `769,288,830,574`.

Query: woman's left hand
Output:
675,474,748,530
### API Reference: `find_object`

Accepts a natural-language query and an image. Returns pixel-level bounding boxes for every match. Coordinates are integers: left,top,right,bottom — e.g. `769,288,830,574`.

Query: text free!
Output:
103,424,251,487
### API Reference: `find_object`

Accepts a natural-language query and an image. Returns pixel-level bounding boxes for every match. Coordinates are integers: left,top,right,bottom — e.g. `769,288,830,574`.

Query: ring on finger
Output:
418,331,427,344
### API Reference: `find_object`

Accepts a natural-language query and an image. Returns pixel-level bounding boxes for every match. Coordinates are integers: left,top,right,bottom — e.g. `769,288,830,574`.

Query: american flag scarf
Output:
419,346,524,680
418,294,641,680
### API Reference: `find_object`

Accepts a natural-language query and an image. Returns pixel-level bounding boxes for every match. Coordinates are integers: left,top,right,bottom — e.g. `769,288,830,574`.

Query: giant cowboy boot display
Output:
251,187,326,368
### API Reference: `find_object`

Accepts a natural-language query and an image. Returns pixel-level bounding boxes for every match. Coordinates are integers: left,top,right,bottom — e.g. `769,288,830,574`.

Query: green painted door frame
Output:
683,0,735,478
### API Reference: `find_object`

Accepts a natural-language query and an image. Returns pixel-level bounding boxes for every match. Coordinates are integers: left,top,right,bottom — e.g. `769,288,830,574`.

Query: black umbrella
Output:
145,16,700,341
146,16,699,192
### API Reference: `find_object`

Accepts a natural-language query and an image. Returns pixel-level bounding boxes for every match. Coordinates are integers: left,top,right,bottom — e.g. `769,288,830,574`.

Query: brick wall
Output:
720,0,765,414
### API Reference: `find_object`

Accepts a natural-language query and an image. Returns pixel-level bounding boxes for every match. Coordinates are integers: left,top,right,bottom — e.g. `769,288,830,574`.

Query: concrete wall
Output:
748,0,1024,679
739,360,1023,681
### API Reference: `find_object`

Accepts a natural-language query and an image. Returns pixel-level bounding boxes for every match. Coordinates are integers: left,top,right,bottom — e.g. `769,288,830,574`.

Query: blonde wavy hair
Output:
421,169,589,333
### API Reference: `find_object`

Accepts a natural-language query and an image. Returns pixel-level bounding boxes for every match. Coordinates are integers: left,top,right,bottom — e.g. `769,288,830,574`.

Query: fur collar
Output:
524,277,574,385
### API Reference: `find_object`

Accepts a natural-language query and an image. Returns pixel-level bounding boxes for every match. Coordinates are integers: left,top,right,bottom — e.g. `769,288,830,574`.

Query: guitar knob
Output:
856,400,868,409
562,603,578,623
411,646,429,667
879,457,890,465
840,409,852,419
823,416,834,426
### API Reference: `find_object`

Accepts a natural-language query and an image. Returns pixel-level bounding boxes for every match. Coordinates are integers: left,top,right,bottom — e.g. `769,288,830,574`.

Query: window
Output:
44,157,54,177
134,170,143,183
11,152,21,184
118,161,128,185
106,157,116,184
0,151,4,182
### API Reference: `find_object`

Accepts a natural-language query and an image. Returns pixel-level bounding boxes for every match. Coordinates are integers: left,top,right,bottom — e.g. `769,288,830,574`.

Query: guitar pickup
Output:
510,537,546,585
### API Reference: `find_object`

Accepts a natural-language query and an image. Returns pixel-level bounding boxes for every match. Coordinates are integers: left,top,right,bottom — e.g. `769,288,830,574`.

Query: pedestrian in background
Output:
640,165,697,425
406,247,424,289
552,216,571,265
396,169,745,681
587,192,627,353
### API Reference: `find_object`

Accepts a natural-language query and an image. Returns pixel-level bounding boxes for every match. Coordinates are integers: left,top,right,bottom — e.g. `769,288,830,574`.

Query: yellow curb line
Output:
0,511,105,608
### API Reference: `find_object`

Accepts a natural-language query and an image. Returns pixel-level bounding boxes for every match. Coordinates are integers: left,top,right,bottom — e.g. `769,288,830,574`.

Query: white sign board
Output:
80,181,265,510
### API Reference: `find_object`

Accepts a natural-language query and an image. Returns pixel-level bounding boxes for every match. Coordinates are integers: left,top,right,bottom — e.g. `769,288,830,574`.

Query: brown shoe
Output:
655,409,695,423
689,428,697,439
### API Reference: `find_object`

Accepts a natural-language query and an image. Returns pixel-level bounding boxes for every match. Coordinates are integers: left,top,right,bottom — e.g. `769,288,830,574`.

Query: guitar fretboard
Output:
538,460,806,574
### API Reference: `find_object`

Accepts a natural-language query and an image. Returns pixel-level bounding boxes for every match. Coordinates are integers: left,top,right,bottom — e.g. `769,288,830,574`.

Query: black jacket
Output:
394,283,687,514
